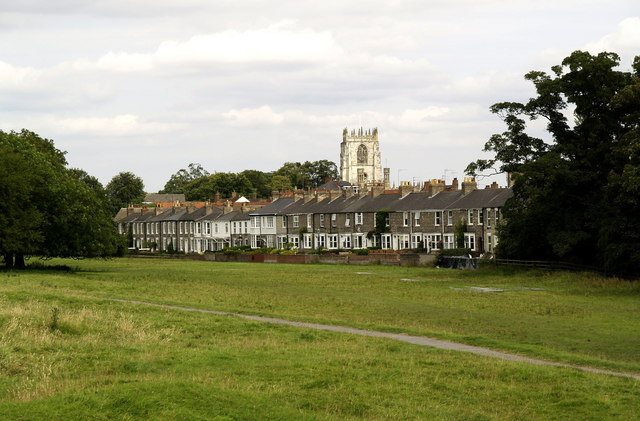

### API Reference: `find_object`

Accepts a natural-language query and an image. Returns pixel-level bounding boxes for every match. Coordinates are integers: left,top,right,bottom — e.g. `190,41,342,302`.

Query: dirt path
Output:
109,297,640,381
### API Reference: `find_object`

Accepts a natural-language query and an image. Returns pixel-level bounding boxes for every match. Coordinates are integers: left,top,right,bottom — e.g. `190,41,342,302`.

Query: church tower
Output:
340,127,383,188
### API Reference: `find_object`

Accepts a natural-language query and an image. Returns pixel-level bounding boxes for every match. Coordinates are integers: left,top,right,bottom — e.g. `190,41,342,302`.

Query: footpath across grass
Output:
0,258,639,419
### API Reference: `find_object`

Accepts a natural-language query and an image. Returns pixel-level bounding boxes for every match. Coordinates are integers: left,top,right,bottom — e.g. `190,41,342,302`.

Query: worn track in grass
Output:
107,297,640,381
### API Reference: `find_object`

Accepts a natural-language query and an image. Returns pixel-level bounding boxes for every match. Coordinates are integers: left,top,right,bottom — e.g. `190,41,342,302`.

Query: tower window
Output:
357,144,368,164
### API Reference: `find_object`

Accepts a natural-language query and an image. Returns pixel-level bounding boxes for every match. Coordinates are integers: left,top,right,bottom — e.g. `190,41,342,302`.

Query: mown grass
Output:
0,258,639,419
0,292,638,420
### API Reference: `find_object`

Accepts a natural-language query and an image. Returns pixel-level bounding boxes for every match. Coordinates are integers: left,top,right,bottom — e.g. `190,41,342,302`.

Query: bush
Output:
353,248,370,255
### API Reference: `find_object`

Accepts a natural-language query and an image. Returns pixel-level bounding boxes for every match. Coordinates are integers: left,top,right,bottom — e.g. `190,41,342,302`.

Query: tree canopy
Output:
158,160,340,201
106,171,145,214
466,51,640,276
0,130,124,268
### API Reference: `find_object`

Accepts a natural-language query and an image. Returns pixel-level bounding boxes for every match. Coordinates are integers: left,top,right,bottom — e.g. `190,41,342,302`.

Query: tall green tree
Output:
466,51,640,275
0,130,123,268
160,163,209,194
106,171,145,214
239,169,272,198
183,172,253,201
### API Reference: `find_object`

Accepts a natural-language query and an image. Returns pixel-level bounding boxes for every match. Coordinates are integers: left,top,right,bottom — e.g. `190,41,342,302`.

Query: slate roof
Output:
249,198,295,215
316,180,352,190
447,188,512,209
144,193,185,203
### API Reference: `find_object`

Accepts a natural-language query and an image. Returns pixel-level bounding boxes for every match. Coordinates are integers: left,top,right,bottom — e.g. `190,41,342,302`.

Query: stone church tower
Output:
340,127,383,188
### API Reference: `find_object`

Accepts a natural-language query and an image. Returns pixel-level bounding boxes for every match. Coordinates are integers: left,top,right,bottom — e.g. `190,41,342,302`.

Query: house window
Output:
414,212,420,227
495,208,500,225
319,214,325,228
435,211,442,226
303,234,313,249
355,213,363,225
225,223,228,233
244,221,248,232
385,215,390,227
403,212,409,227
316,234,326,249
354,234,364,249
307,215,312,229
179,222,183,234
293,215,299,228
447,211,453,226
215,224,219,234
370,235,379,248
289,236,299,248
464,233,476,251
443,234,455,249
381,234,392,250
345,214,351,227
487,233,492,252
328,234,338,249
426,234,442,251
340,234,351,249
331,214,337,227
487,209,492,228
266,217,274,228
468,210,474,225
399,235,410,249
411,234,422,249
478,209,484,225
277,235,287,248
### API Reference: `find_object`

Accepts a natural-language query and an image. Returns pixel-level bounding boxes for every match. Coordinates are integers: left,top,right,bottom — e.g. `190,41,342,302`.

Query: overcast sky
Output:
1,1,638,192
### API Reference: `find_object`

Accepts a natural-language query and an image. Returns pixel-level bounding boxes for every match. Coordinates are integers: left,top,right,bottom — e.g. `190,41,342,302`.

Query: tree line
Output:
157,160,339,201
467,50,640,276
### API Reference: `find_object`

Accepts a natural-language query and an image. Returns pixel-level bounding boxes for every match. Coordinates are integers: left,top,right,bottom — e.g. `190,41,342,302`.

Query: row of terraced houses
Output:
115,177,512,255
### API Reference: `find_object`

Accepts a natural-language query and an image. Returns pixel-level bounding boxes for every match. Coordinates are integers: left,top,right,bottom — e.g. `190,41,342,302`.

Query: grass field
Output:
0,257,639,420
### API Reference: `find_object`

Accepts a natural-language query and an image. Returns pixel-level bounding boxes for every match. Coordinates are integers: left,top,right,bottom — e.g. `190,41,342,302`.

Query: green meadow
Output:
1,258,639,420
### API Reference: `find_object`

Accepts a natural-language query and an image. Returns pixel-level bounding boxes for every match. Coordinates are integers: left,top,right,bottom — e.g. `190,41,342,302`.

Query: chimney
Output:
271,190,280,200
205,204,216,215
293,190,304,202
303,191,314,203
329,189,342,200
451,178,459,190
342,186,355,199
399,181,415,197
462,177,477,195
371,185,385,198
315,191,329,202
223,200,233,214
490,181,499,189
428,179,446,196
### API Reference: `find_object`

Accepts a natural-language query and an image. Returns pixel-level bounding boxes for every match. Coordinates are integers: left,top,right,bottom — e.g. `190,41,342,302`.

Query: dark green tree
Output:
466,51,640,275
0,130,123,268
160,163,209,194
183,172,253,201
106,171,145,214
239,169,273,198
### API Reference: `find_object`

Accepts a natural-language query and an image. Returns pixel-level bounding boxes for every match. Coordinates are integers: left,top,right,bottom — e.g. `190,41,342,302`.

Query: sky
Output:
1,1,639,192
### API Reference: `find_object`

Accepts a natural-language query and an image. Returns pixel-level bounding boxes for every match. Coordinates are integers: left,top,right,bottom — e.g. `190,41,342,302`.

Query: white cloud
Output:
585,17,640,56
54,114,179,136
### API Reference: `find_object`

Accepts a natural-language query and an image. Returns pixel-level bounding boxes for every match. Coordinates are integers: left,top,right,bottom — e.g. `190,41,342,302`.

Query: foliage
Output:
0,130,123,267
183,172,253,201
106,171,145,214
274,160,339,190
466,51,640,276
239,169,272,198
160,163,209,194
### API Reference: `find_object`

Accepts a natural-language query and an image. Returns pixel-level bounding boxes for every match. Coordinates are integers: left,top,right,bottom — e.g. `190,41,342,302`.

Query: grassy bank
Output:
0,258,639,419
